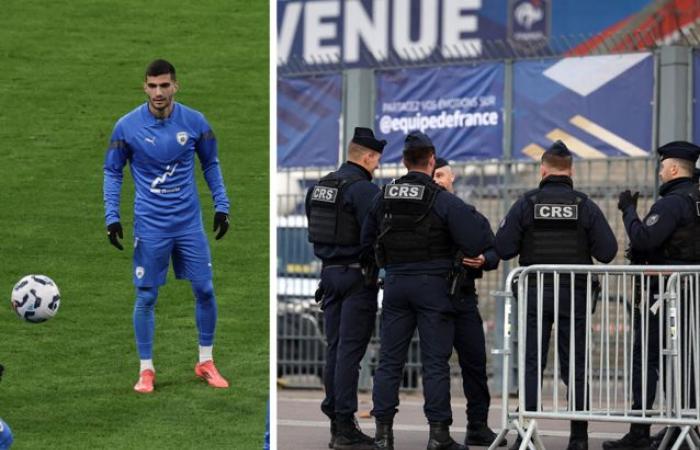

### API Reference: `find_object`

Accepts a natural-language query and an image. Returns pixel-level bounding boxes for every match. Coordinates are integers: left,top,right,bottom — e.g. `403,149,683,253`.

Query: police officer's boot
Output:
426,421,467,450
566,420,588,450
374,418,394,450
466,422,506,447
601,424,652,450
328,419,337,448
333,415,375,450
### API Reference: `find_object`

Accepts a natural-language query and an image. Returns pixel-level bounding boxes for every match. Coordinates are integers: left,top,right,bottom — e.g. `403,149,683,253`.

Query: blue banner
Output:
278,0,656,69
277,75,342,167
512,52,653,160
694,50,700,144
374,63,504,163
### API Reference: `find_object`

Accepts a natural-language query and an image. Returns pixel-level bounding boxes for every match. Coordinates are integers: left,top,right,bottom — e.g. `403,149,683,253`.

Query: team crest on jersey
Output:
176,131,188,146
384,184,425,200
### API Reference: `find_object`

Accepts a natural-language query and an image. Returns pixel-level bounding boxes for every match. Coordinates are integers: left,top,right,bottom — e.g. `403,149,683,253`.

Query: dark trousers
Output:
524,285,588,438
372,274,455,423
320,266,378,419
453,291,491,424
628,276,662,434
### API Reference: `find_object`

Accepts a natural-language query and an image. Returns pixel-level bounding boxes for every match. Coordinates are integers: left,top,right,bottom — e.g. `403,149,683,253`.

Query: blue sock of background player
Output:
192,279,218,362
133,283,219,368
133,287,158,372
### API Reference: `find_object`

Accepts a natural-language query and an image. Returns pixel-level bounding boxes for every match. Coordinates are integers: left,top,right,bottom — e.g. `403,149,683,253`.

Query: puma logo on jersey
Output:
144,136,156,145
311,186,338,203
384,184,425,200
534,204,578,220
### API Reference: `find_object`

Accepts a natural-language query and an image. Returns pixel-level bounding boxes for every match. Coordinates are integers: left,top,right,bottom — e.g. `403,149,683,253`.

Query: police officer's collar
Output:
659,176,693,196
344,161,372,180
539,175,573,189
404,170,434,183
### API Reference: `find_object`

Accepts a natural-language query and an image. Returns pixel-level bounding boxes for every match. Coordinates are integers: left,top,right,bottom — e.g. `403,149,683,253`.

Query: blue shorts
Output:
132,231,212,287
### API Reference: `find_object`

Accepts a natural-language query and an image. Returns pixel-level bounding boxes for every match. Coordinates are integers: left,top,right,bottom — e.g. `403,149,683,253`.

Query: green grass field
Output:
0,1,268,448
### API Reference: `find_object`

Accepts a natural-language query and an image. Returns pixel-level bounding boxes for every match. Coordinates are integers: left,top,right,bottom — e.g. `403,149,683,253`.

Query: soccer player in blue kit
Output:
103,59,230,393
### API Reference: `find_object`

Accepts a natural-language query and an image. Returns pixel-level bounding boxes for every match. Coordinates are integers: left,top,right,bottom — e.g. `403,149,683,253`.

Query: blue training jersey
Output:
103,102,230,238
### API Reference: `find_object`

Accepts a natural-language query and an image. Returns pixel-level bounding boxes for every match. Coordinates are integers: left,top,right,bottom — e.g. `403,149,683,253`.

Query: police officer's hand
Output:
617,190,639,212
462,254,486,269
213,212,230,240
107,222,124,250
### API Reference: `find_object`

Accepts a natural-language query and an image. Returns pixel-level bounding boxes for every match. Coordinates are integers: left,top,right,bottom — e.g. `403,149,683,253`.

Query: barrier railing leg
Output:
519,419,538,450
488,428,510,450
513,420,535,450
687,427,700,447
670,425,690,450
659,427,673,450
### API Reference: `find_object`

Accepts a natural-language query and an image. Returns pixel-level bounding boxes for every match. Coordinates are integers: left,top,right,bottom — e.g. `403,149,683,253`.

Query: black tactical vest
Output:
520,188,592,265
307,172,364,246
663,185,700,262
377,177,453,266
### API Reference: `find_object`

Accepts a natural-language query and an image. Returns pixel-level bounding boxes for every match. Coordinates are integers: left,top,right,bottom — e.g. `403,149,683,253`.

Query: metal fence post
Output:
494,58,514,394
658,46,691,144
343,68,376,162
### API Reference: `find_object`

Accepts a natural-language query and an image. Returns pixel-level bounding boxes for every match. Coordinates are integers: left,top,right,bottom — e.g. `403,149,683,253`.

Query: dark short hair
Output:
403,146,435,169
145,59,176,80
541,152,572,170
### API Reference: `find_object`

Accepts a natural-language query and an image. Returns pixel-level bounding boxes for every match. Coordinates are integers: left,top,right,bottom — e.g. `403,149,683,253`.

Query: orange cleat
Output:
134,369,155,393
195,360,229,388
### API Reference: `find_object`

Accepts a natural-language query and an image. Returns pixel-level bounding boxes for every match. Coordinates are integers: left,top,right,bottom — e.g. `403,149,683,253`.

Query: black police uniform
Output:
603,141,700,450
305,127,385,450
495,142,617,450
363,157,492,450
452,221,502,445
433,158,504,447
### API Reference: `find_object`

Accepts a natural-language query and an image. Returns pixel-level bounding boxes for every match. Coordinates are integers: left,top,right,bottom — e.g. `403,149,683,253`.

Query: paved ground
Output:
277,389,663,450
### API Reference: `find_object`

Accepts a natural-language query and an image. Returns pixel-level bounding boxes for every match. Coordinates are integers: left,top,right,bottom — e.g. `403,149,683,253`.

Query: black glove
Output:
107,222,124,250
213,212,229,240
0,363,4,382
617,190,639,212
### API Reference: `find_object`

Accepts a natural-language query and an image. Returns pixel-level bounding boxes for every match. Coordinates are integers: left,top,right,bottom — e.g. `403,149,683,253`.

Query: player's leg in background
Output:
191,278,217,362
173,231,228,388
134,286,159,364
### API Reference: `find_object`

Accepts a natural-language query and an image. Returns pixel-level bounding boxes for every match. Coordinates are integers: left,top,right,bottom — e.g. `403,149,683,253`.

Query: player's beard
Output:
149,97,172,118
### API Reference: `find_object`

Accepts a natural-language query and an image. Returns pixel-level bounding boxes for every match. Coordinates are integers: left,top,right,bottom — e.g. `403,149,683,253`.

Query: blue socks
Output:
192,279,218,347
132,280,217,362
133,286,158,360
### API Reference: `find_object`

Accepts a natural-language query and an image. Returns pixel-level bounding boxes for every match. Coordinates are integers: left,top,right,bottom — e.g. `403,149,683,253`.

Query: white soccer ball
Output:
10,275,61,323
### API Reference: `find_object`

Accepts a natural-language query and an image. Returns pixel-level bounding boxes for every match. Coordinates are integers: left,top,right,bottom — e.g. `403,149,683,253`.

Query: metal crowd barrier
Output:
490,265,700,450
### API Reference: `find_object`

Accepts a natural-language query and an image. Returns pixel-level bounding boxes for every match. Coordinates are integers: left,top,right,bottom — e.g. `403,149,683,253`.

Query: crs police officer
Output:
495,141,617,450
433,158,505,448
603,141,700,450
305,127,386,450
362,131,493,450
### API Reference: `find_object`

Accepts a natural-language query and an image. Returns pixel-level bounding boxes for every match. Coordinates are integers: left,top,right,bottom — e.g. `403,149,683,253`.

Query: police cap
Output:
657,141,700,163
404,130,434,151
435,157,449,169
544,140,572,158
351,127,386,153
